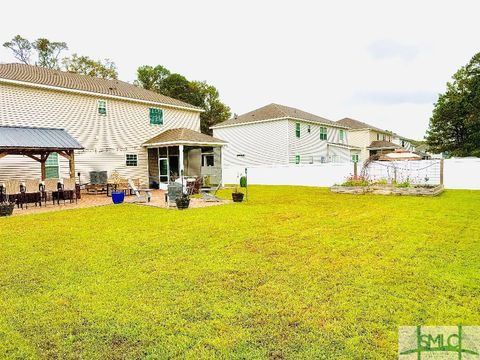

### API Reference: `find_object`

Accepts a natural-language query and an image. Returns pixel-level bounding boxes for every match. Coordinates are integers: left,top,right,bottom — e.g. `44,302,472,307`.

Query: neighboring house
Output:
391,134,417,153
211,103,360,167
0,63,225,188
336,117,410,162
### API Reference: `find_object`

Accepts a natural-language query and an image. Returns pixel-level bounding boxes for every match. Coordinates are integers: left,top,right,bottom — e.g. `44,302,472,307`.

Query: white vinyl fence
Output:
223,158,480,190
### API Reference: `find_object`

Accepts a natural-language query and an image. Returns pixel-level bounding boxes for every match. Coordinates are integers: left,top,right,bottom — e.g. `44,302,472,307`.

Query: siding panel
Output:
0,83,201,184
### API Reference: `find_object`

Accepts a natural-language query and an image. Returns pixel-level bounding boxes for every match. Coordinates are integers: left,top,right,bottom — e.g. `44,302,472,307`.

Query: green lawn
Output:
0,186,479,359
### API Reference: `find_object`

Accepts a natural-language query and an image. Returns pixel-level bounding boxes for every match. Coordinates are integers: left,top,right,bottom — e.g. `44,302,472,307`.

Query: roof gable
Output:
143,128,226,146
0,63,201,112
212,103,344,128
336,117,389,133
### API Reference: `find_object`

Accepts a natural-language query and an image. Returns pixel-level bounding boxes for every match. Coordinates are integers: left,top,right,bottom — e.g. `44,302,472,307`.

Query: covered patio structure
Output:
0,125,83,180
143,128,226,189
367,140,401,157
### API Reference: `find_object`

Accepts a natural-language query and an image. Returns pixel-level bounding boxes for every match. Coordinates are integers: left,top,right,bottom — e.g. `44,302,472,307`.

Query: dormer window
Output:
98,100,107,115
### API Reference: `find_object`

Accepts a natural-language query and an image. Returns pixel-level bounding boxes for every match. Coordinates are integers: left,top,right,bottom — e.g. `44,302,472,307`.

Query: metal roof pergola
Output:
0,126,84,180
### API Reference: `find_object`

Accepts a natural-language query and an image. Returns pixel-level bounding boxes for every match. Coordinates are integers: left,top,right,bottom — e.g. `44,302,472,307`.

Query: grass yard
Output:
0,186,479,359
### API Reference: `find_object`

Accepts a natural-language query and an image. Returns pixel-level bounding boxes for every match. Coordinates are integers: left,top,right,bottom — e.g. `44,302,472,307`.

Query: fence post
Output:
440,159,444,185
245,167,248,202
353,162,358,177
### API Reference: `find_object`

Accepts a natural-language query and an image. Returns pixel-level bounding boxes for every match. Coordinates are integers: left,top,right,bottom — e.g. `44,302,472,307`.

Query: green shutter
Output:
295,155,300,164
150,108,163,125
320,127,327,140
45,153,59,178
339,129,344,141
295,123,300,138
351,154,359,163
98,100,107,115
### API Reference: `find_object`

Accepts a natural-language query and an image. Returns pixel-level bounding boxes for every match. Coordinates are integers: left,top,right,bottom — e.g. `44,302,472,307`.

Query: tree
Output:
135,65,170,91
191,81,231,134
63,54,118,79
32,38,68,69
135,65,231,134
2,35,32,64
426,53,480,157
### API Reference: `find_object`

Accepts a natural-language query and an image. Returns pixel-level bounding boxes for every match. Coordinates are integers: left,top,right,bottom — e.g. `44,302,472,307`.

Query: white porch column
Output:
220,145,224,186
179,145,185,177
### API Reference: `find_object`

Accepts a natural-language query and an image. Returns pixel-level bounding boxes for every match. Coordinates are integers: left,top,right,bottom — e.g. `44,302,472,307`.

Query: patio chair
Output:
186,177,203,196
201,180,222,202
24,179,42,207
62,178,77,204
43,179,60,205
4,180,22,208
128,179,152,203
0,184,5,203
166,182,182,207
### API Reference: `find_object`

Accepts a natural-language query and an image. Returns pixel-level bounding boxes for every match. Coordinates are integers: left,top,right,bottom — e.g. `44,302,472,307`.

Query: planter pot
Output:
0,203,15,217
111,191,125,204
176,197,190,210
232,192,244,202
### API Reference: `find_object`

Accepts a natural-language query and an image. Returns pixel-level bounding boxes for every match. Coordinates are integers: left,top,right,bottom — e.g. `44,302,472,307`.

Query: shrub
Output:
341,175,370,187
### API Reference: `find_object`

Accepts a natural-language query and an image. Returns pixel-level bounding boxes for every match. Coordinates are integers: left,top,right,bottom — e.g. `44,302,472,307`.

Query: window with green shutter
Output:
351,154,359,163
339,129,344,141
320,127,327,140
149,108,163,125
45,153,59,178
98,100,107,115
295,123,300,138
295,155,300,164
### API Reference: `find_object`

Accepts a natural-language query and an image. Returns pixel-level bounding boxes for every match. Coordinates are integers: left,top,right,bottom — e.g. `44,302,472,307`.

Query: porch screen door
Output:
159,158,169,184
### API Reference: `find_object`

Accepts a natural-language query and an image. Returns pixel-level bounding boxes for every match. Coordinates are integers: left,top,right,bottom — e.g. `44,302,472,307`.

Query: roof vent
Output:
234,113,238,119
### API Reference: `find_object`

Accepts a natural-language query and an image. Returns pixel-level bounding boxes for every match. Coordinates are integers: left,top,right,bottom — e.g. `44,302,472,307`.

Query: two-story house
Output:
336,117,406,162
0,63,226,188
211,103,360,167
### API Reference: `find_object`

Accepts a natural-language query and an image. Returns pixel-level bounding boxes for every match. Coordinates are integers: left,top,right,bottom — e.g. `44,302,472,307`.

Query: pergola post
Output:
40,153,47,180
69,150,75,179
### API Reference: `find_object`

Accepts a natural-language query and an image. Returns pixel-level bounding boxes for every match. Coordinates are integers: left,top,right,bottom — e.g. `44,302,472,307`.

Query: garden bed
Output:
331,184,444,196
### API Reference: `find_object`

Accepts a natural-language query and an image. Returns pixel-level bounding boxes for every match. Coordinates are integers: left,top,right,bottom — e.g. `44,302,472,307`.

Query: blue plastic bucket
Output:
112,191,125,204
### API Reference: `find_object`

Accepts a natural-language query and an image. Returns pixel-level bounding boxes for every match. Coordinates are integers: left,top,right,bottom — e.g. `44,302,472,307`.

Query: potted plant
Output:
232,174,244,202
175,193,190,210
175,169,190,210
110,171,125,204
0,201,15,217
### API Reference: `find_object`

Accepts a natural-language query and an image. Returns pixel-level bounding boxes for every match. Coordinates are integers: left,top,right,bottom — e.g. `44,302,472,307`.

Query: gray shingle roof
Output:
367,140,400,149
212,103,345,128
0,126,83,150
143,128,226,146
0,63,202,111
336,117,389,133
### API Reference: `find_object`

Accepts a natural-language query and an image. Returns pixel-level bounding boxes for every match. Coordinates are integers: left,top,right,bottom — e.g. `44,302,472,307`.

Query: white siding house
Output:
212,104,359,168
0,64,223,187
336,117,417,162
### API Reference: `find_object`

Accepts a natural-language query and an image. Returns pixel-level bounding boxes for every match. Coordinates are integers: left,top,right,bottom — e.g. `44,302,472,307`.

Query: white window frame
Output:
201,152,215,167
126,153,138,167
97,100,107,115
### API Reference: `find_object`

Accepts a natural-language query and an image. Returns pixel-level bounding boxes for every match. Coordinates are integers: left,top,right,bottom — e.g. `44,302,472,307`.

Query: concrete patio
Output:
10,190,229,216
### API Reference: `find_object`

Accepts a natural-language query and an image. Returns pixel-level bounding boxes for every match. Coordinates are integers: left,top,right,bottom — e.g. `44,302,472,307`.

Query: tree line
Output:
3,35,230,134
426,52,480,157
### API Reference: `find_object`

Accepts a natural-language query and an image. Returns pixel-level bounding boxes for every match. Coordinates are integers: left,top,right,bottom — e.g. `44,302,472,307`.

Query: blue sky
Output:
1,0,479,139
